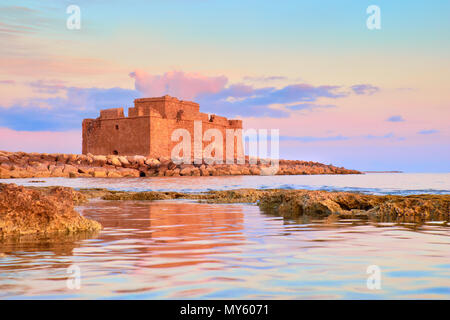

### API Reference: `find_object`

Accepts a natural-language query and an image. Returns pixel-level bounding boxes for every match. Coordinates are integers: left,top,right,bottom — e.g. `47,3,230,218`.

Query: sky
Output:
0,0,449,172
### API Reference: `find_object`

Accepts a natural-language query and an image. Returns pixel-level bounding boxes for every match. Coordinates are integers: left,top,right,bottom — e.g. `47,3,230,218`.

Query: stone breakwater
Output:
0,151,361,179
0,183,101,238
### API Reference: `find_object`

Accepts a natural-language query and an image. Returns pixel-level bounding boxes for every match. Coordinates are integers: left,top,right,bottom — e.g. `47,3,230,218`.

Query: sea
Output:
0,173,449,299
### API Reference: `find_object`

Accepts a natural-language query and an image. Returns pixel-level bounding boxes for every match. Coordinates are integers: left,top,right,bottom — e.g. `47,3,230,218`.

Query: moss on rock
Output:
0,184,101,238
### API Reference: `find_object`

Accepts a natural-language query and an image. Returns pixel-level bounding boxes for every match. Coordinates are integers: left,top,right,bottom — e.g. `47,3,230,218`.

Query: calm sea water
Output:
0,173,449,299
4,173,450,195
0,200,449,299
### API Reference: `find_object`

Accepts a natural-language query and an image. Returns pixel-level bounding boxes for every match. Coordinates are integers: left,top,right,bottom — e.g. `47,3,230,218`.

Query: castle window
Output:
115,124,119,130
176,110,184,122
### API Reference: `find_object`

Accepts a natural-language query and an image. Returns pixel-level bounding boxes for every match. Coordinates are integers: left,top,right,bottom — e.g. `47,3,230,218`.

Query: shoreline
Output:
2,179,448,238
78,188,449,221
0,150,361,179
0,176,450,239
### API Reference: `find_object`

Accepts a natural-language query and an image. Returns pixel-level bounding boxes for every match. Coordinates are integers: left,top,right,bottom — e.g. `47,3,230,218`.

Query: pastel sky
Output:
0,0,449,172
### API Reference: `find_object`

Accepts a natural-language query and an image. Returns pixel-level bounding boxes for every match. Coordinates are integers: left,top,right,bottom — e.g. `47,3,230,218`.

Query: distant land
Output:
363,171,403,173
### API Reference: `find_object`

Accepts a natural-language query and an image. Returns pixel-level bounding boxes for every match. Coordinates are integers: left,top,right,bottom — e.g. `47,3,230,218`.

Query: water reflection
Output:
0,200,449,299
85,200,245,269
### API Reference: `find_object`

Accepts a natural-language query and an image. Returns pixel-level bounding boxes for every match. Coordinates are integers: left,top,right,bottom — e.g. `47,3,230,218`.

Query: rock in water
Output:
0,183,101,237
258,190,450,220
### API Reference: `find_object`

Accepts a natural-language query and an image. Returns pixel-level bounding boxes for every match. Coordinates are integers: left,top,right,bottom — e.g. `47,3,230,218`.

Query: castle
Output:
82,95,243,161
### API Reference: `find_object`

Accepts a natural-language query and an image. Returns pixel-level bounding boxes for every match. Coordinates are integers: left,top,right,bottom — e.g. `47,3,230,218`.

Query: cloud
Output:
279,135,349,142
287,103,336,111
0,86,139,131
387,115,405,122
195,83,346,118
0,80,15,85
363,133,405,141
0,71,381,132
418,129,439,135
129,70,379,118
129,70,227,100
243,75,287,82
0,127,80,154
128,70,362,118
0,57,121,77
0,5,51,38
364,132,395,139
28,79,67,94
351,84,380,95
256,84,346,104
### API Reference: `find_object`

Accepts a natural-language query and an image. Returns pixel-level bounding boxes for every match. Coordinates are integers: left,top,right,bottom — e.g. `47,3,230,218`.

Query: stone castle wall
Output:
82,95,243,160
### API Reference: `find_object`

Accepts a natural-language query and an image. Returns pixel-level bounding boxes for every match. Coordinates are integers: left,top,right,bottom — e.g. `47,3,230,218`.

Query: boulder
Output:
0,156,9,163
118,156,129,166
144,158,160,167
128,155,146,166
164,169,174,176
117,168,140,177
91,167,107,176
67,154,78,163
77,166,94,174
93,155,107,166
168,161,177,170
0,183,101,237
0,162,12,171
0,167,11,179
107,156,122,167
260,166,279,176
63,164,78,174
180,167,192,176
92,171,107,178
50,165,67,177
56,154,70,164
107,170,122,178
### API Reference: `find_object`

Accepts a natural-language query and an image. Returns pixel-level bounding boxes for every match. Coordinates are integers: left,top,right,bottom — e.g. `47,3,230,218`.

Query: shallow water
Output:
4,173,450,195
1,199,449,299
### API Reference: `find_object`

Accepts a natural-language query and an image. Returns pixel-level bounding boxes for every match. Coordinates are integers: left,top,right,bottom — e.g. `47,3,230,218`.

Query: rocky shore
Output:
0,183,101,238
1,183,447,239
74,188,450,221
0,150,361,179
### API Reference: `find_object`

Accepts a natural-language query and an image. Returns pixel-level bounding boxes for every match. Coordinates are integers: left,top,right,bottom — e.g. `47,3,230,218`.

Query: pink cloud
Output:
0,128,80,154
0,80,15,85
129,70,228,100
0,57,122,77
